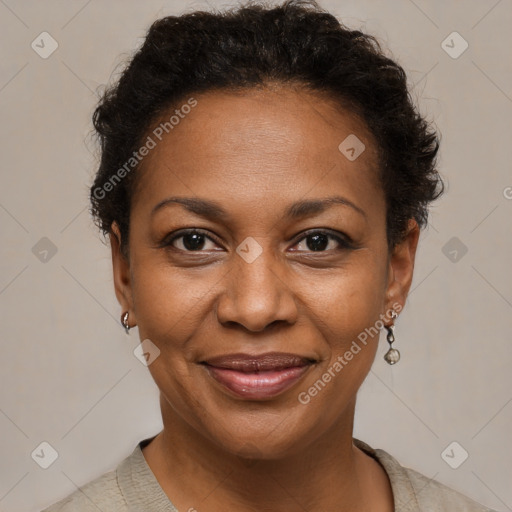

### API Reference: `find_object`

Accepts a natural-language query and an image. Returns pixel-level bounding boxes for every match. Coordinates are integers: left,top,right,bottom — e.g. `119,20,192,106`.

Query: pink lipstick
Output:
201,352,315,399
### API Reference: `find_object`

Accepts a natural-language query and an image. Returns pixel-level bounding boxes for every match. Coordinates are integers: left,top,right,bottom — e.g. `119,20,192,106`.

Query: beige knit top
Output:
41,436,497,511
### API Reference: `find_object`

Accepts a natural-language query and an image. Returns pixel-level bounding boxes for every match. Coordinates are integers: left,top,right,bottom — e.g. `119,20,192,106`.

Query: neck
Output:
142,394,393,512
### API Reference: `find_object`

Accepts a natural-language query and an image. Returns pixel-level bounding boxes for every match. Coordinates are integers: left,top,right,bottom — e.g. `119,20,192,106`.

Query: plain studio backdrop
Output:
0,1,511,511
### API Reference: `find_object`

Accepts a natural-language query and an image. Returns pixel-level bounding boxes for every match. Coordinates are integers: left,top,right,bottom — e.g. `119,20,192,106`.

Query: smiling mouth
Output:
200,352,317,400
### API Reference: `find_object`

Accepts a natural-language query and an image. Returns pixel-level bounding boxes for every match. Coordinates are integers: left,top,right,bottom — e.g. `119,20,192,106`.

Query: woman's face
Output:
111,86,418,458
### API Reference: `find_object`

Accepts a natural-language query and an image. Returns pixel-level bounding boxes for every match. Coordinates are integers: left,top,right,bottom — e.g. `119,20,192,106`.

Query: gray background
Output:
0,0,511,511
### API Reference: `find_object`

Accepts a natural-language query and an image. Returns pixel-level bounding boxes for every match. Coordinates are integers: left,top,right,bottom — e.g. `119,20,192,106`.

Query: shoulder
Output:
40,468,128,512
41,435,176,512
402,464,497,512
354,438,497,512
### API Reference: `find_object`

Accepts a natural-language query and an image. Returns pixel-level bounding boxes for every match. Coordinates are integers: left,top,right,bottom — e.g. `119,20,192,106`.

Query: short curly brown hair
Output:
89,0,443,257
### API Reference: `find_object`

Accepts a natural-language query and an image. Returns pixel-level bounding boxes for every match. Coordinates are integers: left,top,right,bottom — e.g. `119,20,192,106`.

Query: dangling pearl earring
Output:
384,310,400,365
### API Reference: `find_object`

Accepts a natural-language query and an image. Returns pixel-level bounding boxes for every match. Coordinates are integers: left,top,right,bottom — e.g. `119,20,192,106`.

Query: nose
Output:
215,243,299,332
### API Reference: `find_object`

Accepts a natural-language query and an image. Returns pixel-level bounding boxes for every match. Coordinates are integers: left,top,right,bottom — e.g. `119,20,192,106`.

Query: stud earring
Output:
121,311,130,334
384,310,400,365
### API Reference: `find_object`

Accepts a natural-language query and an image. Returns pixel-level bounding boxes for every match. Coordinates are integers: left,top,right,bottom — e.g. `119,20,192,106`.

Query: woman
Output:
42,1,497,510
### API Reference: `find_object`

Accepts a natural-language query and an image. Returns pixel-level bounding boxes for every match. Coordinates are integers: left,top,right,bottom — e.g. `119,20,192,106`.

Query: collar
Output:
116,435,418,511
353,438,420,511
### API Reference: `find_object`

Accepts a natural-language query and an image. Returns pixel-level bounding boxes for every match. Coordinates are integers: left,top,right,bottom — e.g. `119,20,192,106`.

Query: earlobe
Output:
110,221,135,323
385,219,420,314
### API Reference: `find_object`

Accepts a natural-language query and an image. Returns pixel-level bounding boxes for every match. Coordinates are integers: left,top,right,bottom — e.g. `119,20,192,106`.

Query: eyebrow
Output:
151,195,367,221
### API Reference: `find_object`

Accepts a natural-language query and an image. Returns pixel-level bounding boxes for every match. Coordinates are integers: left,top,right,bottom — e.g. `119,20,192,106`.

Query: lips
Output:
200,352,316,399
203,352,315,371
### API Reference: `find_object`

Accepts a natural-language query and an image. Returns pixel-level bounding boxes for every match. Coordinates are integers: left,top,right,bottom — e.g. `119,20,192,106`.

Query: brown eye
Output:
165,230,220,251
291,230,352,252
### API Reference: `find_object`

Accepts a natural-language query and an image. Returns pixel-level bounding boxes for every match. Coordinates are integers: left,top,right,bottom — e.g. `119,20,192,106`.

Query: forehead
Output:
131,86,383,222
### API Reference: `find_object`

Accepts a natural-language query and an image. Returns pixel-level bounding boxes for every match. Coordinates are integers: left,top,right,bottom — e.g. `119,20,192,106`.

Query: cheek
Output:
130,260,211,421
130,256,218,347
298,252,388,349
294,259,387,421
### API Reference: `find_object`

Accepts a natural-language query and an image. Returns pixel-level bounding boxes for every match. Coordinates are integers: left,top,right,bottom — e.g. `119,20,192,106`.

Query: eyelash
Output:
161,228,354,253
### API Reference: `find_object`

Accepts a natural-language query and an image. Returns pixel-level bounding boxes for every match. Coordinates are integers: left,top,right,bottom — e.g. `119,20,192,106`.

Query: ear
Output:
384,219,420,319
110,221,135,326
